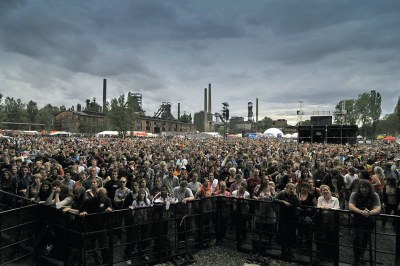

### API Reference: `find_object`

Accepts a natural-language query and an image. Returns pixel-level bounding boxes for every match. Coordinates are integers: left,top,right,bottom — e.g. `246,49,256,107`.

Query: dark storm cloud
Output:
0,0,244,82
0,0,399,124
248,0,400,64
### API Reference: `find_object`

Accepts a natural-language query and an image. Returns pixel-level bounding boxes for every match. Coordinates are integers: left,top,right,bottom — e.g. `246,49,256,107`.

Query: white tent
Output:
263,128,284,138
96,131,118,137
49,131,72,136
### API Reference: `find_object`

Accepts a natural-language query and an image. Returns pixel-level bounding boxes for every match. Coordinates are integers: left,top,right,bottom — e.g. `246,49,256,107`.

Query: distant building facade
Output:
135,116,195,133
54,111,106,134
54,112,194,134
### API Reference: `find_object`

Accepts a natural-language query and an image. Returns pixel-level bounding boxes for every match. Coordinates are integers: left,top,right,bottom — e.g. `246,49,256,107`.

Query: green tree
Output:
369,90,382,136
26,100,39,123
259,116,274,132
394,96,400,125
296,119,311,126
3,97,27,129
0,93,4,123
108,94,138,137
377,114,399,136
37,104,60,130
355,92,371,128
334,99,357,125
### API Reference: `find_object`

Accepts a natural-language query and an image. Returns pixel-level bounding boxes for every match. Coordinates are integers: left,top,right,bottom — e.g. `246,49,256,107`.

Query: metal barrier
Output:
0,190,37,266
1,192,400,266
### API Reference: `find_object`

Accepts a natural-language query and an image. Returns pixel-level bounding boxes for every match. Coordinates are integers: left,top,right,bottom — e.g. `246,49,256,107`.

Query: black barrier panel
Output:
36,205,85,266
1,192,400,266
0,203,37,265
0,190,35,211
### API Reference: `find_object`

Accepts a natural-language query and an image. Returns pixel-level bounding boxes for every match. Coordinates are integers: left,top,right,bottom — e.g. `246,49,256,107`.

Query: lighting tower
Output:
221,102,229,139
296,101,304,125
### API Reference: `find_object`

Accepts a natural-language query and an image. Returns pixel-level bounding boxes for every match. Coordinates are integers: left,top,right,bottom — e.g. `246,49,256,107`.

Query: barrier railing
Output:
0,190,37,266
1,192,399,266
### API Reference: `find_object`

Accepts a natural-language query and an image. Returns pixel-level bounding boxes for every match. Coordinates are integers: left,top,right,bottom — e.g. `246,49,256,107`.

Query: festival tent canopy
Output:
49,131,72,136
263,128,284,138
131,131,148,137
96,131,119,137
383,135,396,142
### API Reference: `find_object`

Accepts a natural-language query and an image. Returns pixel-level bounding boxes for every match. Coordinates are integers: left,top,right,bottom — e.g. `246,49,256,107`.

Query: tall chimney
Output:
103,79,107,113
208,83,211,121
178,103,181,120
204,88,207,132
256,98,259,123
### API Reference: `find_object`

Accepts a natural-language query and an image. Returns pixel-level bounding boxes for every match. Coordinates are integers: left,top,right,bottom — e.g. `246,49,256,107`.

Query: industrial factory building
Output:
54,79,195,135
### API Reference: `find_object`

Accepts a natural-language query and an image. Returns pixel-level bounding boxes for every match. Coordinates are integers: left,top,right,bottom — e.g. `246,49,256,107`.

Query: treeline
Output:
1,90,399,136
0,93,192,133
333,90,400,137
0,94,61,130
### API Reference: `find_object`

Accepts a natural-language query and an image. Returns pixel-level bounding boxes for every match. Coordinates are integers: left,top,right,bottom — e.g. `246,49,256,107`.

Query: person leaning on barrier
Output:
349,179,381,266
173,180,195,243
273,182,300,261
79,188,112,265
35,181,53,203
253,182,276,248
62,186,87,214
129,188,152,262
297,181,316,250
314,184,339,262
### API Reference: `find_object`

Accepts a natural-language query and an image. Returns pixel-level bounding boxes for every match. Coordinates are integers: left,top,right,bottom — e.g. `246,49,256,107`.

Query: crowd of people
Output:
0,134,399,265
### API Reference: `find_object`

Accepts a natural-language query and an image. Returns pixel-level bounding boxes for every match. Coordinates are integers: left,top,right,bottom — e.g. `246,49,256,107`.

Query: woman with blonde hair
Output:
315,184,339,262
371,166,384,204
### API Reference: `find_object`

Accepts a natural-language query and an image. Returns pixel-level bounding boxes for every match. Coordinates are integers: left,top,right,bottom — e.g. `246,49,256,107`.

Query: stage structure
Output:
298,124,358,144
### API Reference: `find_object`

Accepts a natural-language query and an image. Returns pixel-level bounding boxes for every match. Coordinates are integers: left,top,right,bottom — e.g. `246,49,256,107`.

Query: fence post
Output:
215,196,222,245
199,199,204,248
108,213,114,266
333,210,340,266
81,217,87,266
396,215,400,266
235,199,241,251
0,211,2,265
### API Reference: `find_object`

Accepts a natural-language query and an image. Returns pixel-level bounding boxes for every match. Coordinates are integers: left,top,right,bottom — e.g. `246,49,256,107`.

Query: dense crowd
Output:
0,135,399,265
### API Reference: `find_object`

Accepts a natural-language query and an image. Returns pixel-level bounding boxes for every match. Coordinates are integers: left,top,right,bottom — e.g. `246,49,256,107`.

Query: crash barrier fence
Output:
1,190,400,266
0,190,37,266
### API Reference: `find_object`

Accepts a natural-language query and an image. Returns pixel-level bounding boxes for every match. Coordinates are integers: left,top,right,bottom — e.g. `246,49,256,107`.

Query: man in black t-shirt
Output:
80,188,112,264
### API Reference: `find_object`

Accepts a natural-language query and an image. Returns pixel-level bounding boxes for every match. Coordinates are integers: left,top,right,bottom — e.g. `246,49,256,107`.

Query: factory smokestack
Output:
103,79,107,113
208,83,211,121
178,103,181,120
204,88,207,132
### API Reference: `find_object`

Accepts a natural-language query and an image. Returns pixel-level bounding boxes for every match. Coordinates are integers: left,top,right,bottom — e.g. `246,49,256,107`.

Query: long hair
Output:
355,179,375,209
135,188,149,205
374,166,385,179
72,186,87,210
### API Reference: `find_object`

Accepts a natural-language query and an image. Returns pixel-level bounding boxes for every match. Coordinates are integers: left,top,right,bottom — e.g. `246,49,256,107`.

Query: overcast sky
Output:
1,0,399,125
